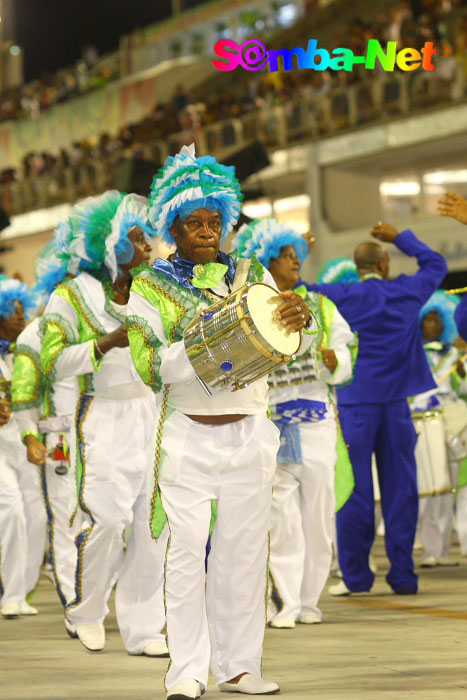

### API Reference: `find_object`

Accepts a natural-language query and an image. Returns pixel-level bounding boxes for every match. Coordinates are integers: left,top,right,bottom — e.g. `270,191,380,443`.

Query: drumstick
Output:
437,352,467,385
232,258,251,292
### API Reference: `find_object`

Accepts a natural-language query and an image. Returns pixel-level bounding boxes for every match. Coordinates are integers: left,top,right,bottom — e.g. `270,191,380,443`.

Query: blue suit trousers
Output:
337,400,418,593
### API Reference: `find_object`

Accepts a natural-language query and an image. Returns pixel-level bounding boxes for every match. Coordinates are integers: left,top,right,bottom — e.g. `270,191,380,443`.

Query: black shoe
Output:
394,589,417,595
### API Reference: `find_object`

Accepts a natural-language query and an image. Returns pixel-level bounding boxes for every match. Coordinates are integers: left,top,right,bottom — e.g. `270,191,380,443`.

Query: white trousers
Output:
41,431,81,607
419,461,459,559
456,485,467,555
159,411,279,690
269,418,337,621
67,395,167,653
0,428,47,604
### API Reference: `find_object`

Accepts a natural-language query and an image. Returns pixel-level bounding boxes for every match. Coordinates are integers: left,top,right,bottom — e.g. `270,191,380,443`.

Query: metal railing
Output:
1,61,465,218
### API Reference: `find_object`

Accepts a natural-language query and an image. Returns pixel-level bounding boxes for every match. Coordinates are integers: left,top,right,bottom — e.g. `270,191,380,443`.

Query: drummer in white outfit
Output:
0,278,47,618
40,192,169,655
11,224,83,618
127,145,317,700
232,219,355,627
12,315,81,614
413,291,463,567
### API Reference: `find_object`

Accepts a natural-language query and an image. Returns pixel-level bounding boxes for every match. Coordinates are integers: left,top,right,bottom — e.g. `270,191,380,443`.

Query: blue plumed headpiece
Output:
0,277,37,319
231,217,308,269
420,290,460,344
67,191,126,276
147,143,243,246
37,192,157,289
317,257,359,284
33,220,77,302
105,193,157,281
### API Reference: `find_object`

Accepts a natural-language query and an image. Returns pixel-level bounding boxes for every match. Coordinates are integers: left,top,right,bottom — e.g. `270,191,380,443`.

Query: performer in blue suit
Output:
438,191,467,340
307,222,447,595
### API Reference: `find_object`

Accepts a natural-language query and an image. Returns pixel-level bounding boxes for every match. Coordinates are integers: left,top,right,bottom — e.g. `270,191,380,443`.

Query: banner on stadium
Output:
0,74,158,168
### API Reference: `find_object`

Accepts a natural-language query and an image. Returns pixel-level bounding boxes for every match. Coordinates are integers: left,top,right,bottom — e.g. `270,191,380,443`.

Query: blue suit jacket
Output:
306,230,448,405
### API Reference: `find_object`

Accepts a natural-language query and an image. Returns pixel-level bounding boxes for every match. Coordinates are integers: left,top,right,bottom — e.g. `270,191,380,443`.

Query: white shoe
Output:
167,678,202,699
329,581,351,596
76,623,105,651
19,601,38,615
268,617,295,629
298,613,322,624
438,557,459,567
219,674,280,695
1,601,21,618
141,641,170,657
64,617,78,638
420,555,438,568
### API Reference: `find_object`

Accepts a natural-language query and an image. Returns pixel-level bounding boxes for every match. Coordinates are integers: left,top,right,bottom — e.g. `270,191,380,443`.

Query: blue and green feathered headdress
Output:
68,190,126,275
147,143,243,246
231,217,308,269
105,193,157,281
317,257,359,284
420,290,460,344
0,277,37,319
33,220,77,302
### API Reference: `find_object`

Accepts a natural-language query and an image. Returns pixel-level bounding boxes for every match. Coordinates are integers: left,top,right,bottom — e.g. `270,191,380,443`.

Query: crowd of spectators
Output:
0,0,465,214
0,48,118,124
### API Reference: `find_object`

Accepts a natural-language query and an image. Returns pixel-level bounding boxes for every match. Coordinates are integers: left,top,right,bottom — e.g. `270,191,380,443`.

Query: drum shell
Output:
413,411,453,497
373,412,453,500
443,400,467,461
183,284,300,393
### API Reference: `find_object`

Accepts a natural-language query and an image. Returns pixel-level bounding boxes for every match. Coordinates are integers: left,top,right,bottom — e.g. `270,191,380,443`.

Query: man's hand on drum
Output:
275,291,311,333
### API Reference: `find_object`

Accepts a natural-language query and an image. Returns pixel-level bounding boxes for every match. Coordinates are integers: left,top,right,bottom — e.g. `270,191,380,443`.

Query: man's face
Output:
0,301,26,342
268,245,301,291
422,310,444,342
126,226,152,270
170,208,222,264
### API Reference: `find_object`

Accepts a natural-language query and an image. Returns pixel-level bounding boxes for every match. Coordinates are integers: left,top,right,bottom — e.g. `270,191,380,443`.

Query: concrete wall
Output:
322,167,383,231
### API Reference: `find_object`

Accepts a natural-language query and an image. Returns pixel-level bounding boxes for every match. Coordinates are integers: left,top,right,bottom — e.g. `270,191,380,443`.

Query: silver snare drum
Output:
183,282,302,395
413,410,453,497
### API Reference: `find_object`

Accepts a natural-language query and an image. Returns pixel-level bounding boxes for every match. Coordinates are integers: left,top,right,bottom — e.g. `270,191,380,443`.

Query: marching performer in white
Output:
40,191,169,655
0,278,47,618
232,220,356,628
127,145,318,699
11,223,81,621
413,291,464,567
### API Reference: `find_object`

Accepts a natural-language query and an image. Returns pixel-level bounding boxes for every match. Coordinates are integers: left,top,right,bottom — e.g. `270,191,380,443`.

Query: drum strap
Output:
232,258,251,293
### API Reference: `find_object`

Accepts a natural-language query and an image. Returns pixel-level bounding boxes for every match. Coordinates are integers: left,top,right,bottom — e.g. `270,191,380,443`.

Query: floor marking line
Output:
343,598,467,620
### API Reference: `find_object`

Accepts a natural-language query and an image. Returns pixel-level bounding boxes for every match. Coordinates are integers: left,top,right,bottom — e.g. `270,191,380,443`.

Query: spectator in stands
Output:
173,84,189,114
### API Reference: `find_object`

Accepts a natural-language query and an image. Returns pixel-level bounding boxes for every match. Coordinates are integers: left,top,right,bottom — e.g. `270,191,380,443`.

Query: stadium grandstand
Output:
0,0,466,281
3,3,467,699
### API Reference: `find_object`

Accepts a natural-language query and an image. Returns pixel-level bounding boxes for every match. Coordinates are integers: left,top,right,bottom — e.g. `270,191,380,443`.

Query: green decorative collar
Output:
191,262,228,289
294,285,308,299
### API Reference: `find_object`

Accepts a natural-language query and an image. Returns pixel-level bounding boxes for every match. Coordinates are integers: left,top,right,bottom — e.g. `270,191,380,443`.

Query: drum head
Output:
247,283,301,356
